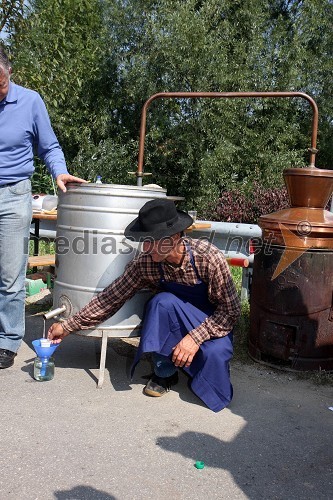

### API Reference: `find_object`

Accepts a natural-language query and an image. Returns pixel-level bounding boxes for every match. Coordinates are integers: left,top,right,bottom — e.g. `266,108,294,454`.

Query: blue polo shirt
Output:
0,81,68,185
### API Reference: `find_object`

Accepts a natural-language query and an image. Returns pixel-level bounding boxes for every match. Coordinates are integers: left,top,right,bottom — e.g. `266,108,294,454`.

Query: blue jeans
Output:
0,179,32,352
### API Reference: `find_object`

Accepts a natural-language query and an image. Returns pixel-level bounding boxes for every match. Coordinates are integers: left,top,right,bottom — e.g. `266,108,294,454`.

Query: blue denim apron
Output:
132,244,234,412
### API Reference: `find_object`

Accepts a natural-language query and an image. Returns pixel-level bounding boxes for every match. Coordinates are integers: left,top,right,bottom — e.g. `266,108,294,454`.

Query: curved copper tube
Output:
136,91,319,186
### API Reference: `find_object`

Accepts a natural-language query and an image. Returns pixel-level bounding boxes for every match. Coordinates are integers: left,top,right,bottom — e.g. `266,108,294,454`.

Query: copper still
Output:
134,90,333,370
249,167,333,370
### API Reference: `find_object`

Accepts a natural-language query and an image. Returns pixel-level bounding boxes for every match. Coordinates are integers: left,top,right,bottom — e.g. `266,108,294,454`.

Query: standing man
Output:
48,199,241,412
0,46,85,369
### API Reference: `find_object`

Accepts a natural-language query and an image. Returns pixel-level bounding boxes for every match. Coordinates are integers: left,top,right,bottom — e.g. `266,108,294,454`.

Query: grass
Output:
26,240,56,276
29,239,55,256
230,267,252,364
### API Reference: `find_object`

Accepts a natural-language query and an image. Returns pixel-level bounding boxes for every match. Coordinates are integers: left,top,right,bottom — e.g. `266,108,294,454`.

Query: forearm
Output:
34,94,68,177
62,293,116,333
41,142,68,178
61,259,150,334
189,256,241,345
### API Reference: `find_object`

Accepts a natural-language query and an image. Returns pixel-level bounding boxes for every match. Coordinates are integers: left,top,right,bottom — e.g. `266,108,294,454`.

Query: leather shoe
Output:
144,372,178,397
0,349,16,369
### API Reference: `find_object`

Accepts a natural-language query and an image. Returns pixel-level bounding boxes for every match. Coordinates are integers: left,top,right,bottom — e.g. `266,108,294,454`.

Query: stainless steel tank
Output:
53,183,167,337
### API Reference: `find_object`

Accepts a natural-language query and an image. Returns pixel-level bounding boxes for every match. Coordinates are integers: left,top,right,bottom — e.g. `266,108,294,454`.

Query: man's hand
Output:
48,322,70,343
56,173,87,193
172,334,199,368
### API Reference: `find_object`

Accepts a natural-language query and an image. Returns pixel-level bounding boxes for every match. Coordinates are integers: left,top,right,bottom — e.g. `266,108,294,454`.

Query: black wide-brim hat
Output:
124,198,193,242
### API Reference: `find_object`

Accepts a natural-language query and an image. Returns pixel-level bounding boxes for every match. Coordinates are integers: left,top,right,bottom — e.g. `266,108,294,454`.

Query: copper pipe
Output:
136,91,319,186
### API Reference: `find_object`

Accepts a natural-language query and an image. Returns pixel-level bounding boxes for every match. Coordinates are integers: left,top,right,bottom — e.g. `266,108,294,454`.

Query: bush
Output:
205,182,289,224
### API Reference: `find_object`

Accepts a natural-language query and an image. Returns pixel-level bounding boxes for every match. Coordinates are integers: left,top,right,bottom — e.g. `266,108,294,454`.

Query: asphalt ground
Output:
0,294,332,500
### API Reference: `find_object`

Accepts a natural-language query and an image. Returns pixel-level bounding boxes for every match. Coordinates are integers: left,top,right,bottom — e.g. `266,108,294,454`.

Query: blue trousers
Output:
0,179,32,352
133,292,234,412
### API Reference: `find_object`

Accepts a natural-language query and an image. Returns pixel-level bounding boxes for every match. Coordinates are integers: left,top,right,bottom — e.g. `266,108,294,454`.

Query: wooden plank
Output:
32,212,57,221
186,223,211,231
27,254,55,268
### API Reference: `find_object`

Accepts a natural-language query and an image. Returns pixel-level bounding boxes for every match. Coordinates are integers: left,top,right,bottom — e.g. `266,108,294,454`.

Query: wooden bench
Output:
27,254,55,269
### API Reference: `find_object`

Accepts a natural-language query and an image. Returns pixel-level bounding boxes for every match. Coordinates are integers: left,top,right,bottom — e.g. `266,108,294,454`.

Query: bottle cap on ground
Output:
195,461,205,469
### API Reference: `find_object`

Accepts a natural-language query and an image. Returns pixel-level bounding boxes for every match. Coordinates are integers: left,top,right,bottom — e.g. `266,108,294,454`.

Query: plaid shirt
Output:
62,238,241,345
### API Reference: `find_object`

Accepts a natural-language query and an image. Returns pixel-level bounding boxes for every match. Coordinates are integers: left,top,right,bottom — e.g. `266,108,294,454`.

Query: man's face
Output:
0,66,11,102
142,236,177,262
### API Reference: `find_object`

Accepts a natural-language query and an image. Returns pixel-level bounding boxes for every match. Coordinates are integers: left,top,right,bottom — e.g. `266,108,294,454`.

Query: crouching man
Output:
48,199,241,412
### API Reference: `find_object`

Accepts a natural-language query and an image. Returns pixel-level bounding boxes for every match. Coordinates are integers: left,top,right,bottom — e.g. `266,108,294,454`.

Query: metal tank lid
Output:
62,182,185,201
65,182,167,192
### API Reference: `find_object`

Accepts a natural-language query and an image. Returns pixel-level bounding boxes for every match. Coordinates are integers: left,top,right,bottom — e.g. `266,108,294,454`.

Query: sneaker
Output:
0,349,16,369
144,372,179,397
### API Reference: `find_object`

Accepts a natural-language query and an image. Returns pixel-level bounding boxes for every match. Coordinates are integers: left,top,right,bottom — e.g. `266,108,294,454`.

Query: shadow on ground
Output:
23,307,211,411
54,485,116,500
22,299,333,500
155,387,333,499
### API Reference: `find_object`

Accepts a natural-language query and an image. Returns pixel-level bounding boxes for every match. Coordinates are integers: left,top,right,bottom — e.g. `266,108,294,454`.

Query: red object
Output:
226,257,249,268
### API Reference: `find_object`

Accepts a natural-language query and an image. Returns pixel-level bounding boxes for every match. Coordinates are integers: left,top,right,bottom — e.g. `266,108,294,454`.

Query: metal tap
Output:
43,305,67,320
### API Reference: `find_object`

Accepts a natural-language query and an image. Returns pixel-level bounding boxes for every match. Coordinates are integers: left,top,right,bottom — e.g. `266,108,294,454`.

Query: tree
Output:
98,0,315,210
10,0,113,163
8,0,333,214
0,0,24,35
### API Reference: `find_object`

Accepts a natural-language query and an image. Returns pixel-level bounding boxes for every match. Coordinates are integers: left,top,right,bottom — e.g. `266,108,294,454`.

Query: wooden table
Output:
30,212,57,270
27,254,56,269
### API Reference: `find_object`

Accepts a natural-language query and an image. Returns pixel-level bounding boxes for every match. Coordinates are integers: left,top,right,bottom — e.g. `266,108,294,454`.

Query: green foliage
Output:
29,239,55,257
74,137,139,185
5,0,333,209
233,299,251,364
0,0,24,34
101,0,332,212
230,264,250,363
9,0,113,162
30,161,56,194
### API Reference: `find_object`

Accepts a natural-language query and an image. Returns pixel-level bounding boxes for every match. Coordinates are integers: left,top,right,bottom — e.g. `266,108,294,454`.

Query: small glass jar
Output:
33,356,55,381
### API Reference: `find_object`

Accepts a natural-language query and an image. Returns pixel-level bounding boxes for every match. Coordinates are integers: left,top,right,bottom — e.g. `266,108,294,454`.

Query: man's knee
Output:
203,337,233,363
148,291,178,310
